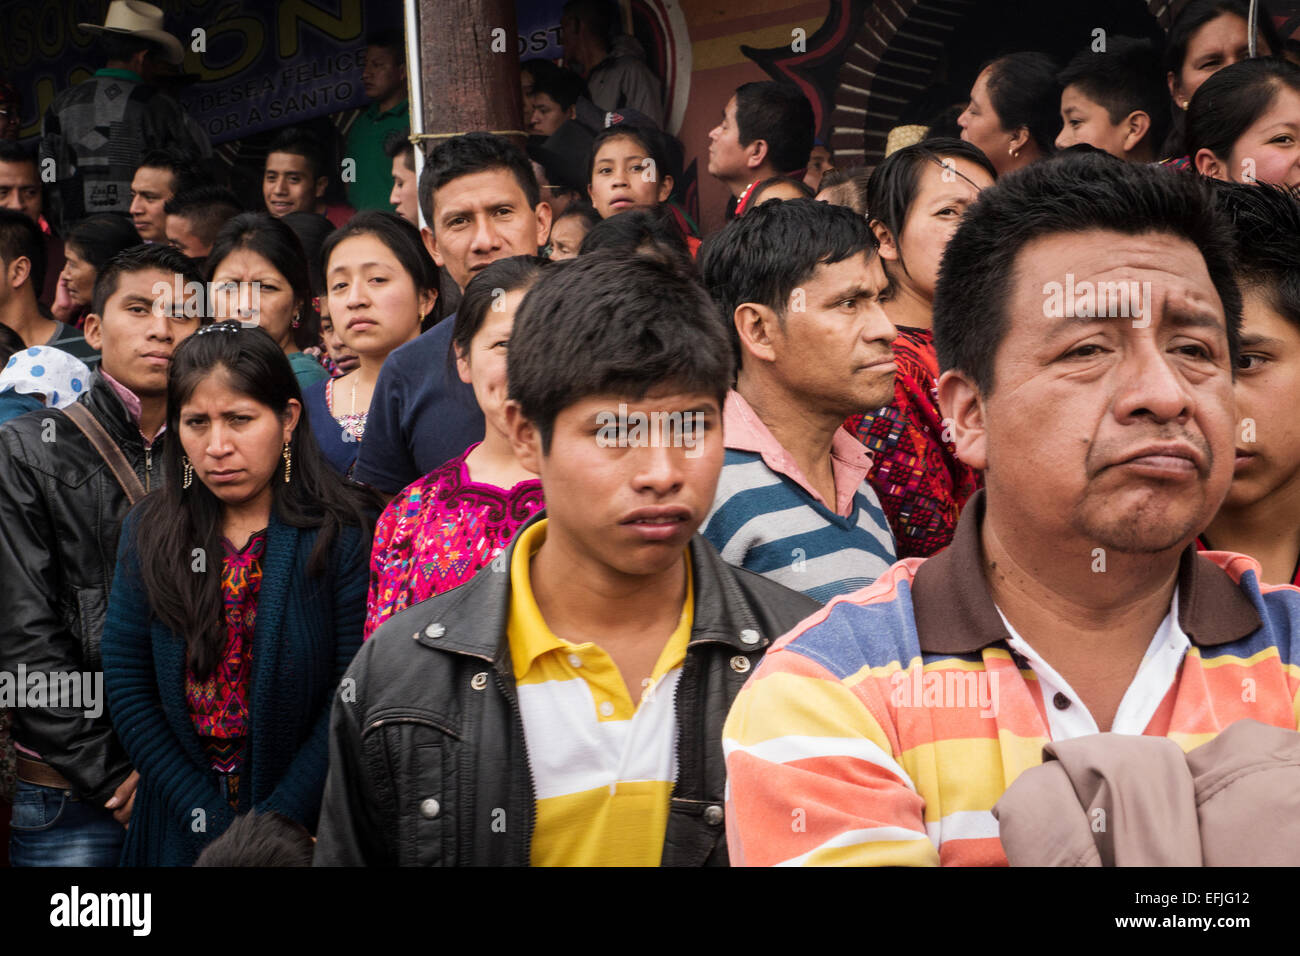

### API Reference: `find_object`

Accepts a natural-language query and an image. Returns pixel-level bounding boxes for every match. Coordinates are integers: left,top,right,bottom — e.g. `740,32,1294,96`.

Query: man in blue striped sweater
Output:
697,198,897,602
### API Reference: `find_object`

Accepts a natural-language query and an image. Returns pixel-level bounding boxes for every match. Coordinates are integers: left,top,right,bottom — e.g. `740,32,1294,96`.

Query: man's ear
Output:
734,302,780,366
83,312,103,351
870,219,898,261
534,200,553,250
1121,110,1152,156
936,368,988,472
422,225,444,268
746,138,770,172
314,176,328,200
1194,148,1227,181
504,400,542,475
1009,126,1031,156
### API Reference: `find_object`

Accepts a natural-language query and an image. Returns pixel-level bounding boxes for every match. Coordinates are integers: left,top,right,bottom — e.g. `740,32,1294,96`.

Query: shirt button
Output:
703,805,724,826
1053,692,1071,710
730,655,751,674
567,653,583,668
419,797,440,819
739,628,760,645
598,701,615,717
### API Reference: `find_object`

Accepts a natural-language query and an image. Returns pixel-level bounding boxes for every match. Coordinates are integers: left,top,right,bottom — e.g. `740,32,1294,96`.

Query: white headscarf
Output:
0,346,92,408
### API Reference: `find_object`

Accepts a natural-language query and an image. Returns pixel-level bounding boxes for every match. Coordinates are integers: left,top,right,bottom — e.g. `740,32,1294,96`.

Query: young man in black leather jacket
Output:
316,251,820,866
0,243,204,865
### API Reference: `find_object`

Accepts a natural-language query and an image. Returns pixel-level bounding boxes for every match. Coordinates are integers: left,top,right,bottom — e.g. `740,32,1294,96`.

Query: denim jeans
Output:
8,779,125,867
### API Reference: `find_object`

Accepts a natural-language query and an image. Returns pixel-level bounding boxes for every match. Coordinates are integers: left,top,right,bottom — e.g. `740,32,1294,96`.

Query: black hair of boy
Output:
577,206,691,266
383,128,415,170
1215,180,1300,328
138,146,203,196
507,251,731,452
91,242,206,319
193,810,315,867
734,82,815,174
417,132,541,227
933,150,1242,396
163,185,243,246
267,127,328,183
698,197,878,376
0,206,46,293
1058,36,1171,157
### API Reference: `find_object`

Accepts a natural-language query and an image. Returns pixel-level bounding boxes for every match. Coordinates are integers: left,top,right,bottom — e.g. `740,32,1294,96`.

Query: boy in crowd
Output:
1054,36,1169,162
527,68,587,138
722,152,1300,866
385,131,418,225
698,198,897,601
163,185,243,264
315,251,817,865
263,127,353,228
129,147,201,243
0,209,98,367
1200,182,1300,584
0,244,205,865
346,30,410,212
707,81,815,218
352,132,552,494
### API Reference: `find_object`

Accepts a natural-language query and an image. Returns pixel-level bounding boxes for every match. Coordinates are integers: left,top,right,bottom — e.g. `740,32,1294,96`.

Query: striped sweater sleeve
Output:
723,641,938,866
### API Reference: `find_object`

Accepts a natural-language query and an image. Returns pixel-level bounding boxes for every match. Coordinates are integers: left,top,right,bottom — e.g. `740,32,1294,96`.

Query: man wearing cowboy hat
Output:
39,1,207,235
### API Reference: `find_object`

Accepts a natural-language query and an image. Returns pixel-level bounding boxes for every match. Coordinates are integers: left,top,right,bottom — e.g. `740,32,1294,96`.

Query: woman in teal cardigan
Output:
101,323,380,866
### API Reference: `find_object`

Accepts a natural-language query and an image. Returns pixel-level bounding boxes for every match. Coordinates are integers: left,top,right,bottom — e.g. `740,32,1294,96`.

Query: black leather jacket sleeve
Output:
0,429,131,805
314,639,389,866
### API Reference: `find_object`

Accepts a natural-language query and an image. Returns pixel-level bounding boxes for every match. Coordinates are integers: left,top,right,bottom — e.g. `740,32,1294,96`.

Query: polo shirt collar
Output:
910,488,1262,654
94,68,142,83
507,518,568,679
367,97,408,120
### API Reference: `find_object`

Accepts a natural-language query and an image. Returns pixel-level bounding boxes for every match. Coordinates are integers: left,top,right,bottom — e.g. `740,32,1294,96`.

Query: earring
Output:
1181,99,1190,109
282,441,292,483
182,455,193,489
292,310,301,329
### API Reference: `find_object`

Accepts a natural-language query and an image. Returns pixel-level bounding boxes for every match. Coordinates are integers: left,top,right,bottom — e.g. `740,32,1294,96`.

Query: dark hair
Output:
553,203,601,239
983,52,1063,154
266,127,327,183
1186,57,1300,162
418,132,540,227
0,207,45,294
0,139,36,169
138,147,203,196
206,213,320,350
365,28,405,60
163,185,243,250
1058,36,1171,157
587,124,674,189
100,33,157,63
0,321,24,366
734,81,815,174
531,67,588,111
91,242,206,323
698,197,877,375
816,165,872,215
280,211,335,298
924,103,967,140
320,210,439,322
867,137,996,243
578,206,691,266
194,810,315,867
1164,0,1282,79
933,150,1242,395
133,323,380,678
383,128,415,168
1215,180,1300,331
749,176,816,207
563,0,614,41
450,255,545,377
64,214,141,272
508,252,730,452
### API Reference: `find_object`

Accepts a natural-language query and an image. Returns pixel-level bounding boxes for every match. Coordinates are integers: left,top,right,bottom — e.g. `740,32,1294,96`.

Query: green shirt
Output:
288,350,328,388
344,98,410,212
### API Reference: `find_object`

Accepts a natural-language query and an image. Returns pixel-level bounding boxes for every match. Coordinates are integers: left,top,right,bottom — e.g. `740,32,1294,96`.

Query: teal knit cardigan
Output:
101,507,369,866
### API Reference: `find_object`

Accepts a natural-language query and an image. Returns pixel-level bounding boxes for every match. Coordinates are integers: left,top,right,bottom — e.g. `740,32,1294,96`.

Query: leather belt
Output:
16,756,79,797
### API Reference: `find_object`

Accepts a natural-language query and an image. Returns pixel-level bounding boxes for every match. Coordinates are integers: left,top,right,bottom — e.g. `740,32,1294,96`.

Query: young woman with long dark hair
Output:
1188,57,1300,186
100,323,379,866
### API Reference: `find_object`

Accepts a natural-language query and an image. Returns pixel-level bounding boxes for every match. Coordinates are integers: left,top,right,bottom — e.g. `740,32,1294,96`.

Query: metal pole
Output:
1248,0,1259,57
403,0,426,232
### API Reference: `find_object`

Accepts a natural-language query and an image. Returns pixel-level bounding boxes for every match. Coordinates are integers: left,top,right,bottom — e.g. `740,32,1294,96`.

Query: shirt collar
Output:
507,519,570,680
910,488,1263,654
99,368,166,443
93,68,142,83
367,98,408,120
723,390,873,517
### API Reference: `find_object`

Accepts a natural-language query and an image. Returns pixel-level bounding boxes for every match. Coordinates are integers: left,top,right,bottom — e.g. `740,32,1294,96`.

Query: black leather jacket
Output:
0,373,162,803
314,516,820,866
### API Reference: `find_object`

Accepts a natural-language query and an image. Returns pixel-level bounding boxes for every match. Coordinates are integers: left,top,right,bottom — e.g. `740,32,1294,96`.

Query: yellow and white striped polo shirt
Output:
507,519,694,866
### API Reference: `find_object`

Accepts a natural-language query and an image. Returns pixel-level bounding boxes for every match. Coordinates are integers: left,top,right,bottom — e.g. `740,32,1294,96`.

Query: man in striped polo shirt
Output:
723,151,1300,866
698,198,897,602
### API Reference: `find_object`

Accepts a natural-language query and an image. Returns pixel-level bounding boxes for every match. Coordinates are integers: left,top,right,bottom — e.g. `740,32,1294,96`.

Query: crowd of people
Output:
2,0,1300,868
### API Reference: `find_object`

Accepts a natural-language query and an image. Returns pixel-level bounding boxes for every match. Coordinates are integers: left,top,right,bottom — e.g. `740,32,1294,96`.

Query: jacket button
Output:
730,655,751,674
419,797,440,819
739,628,760,645
703,805,724,826
470,672,489,691
425,622,446,639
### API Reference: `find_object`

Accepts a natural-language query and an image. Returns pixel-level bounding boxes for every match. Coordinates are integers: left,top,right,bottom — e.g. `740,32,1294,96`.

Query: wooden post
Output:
415,0,526,151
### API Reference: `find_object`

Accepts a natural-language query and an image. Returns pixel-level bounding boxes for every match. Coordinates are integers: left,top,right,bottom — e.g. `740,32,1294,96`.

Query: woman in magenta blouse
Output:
365,257,547,639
